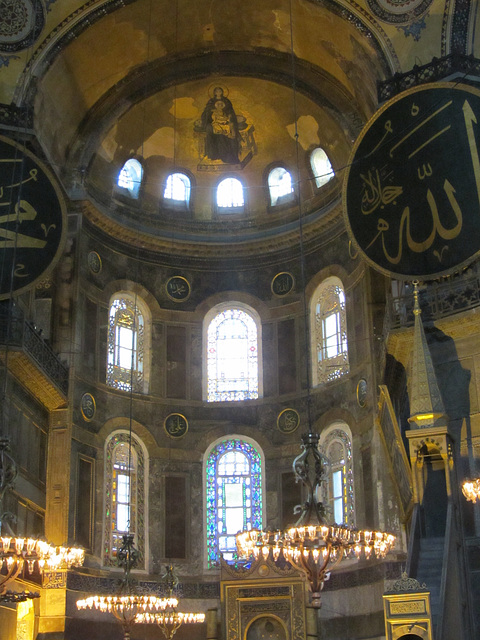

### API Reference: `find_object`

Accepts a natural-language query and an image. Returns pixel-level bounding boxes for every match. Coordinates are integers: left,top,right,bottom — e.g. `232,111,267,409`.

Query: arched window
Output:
268,167,294,206
310,148,334,188
103,431,147,568
217,177,244,210
107,294,149,393
205,438,263,568
164,172,191,204
205,306,261,402
319,425,354,525
311,277,349,385
117,159,143,198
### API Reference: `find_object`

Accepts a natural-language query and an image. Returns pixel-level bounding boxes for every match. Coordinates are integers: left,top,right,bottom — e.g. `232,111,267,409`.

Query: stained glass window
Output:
310,147,334,188
312,277,349,385
268,167,294,206
117,158,143,198
319,426,354,525
217,177,244,209
107,295,145,392
207,307,259,402
206,439,263,568
164,172,191,203
104,432,146,567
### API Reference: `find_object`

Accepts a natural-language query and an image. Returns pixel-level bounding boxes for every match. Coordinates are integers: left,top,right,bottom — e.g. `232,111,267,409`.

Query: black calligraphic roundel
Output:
343,83,480,280
0,136,66,298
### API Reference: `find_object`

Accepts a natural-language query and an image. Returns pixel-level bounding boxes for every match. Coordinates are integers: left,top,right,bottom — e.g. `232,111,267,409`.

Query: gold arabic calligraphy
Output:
0,162,51,255
358,97,479,266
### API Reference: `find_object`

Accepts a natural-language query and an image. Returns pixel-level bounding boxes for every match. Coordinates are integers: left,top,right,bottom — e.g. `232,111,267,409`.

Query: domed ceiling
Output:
2,0,455,254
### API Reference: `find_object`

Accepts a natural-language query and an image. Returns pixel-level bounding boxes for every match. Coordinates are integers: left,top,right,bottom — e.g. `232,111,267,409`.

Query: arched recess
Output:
310,275,349,386
203,434,265,569
61,47,390,184
246,615,288,640
102,428,149,570
319,422,355,526
392,625,428,640
106,291,152,393
203,301,263,402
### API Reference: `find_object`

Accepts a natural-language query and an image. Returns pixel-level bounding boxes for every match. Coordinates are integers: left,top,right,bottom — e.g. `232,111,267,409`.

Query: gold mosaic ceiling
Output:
0,0,465,249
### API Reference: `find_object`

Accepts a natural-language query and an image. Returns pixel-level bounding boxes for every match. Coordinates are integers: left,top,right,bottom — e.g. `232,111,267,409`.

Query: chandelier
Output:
462,478,480,503
237,432,395,608
76,533,179,640
0,439,85,602
136,565,205,639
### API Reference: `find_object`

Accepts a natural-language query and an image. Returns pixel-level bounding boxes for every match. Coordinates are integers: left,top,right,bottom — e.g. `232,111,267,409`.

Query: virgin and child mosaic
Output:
194,85,257,171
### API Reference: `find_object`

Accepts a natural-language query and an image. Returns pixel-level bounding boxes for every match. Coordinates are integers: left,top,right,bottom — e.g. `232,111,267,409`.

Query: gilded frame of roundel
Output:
0,135,67,300
343,82,480,281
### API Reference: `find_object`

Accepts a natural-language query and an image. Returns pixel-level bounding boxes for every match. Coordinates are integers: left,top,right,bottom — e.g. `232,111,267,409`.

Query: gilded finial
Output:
412,280,421,316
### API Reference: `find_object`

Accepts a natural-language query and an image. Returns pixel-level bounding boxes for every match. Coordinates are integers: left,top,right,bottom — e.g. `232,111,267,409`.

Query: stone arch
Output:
245,615,288,640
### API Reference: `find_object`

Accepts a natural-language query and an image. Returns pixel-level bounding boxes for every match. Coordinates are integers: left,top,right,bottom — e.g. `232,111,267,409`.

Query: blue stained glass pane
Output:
206,439,262,568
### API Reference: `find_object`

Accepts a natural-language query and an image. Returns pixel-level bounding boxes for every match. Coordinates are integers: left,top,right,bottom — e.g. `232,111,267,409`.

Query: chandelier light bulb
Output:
236,432,395,608
462,478,480,503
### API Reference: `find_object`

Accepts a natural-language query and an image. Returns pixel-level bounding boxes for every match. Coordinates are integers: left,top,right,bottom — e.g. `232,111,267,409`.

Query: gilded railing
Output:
378,54,480,103
0,309,68,395
386,270,480,331
376,385,413,521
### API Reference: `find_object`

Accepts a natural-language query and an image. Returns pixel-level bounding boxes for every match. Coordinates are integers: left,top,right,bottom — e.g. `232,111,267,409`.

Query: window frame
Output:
309,147,335,189
203,436,265,569
310,276,349,386
319,424,355,526
215,175,246,214
117,158,144,199
266,165,295,208
162,170,193,210
103,430,148,569
203,303,263,402
106,293,151,394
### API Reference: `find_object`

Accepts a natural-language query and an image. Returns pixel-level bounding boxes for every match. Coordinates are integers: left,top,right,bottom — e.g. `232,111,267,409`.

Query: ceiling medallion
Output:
0,0,45,53
366,0,433,25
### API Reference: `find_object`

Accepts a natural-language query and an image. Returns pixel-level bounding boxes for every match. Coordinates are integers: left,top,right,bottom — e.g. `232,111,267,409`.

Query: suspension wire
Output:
125,0,154,536
288,0,314,435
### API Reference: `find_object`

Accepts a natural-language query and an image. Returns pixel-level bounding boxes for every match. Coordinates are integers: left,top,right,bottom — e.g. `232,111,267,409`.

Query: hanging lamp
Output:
236,0,395,608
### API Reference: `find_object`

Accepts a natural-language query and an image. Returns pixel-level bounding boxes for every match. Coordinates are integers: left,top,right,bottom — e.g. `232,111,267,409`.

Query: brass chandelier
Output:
76,533,178,640
0,439,84,602
237,432,395,608
235,2,396,604
135,565,205,639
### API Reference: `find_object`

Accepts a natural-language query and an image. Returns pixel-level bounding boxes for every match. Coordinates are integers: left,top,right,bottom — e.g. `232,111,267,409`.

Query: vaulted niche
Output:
87,76,352,234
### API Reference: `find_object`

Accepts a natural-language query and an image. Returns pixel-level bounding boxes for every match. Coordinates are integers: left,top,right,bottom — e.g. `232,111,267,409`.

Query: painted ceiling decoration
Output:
0,0,45,53
0,0,476,257
366,0,433,25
